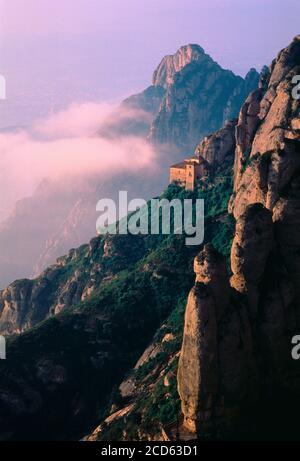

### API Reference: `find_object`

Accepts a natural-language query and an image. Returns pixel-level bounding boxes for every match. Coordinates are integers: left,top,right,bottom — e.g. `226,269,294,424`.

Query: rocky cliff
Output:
150,45,259,151
177,35,300,439
152,44,205,89
195,119,237,175
0,233,148,335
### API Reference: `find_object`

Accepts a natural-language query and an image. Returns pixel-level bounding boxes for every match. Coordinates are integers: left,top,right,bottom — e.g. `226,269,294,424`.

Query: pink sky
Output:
0,0,299,131
1,0,299,75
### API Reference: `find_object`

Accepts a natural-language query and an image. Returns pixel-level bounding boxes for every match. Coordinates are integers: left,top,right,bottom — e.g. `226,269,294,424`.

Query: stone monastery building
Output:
169,155,209,191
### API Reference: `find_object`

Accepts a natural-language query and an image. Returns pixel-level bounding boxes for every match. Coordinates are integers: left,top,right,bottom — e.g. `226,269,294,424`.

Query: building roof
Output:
170,161,186,169
185,155,200,163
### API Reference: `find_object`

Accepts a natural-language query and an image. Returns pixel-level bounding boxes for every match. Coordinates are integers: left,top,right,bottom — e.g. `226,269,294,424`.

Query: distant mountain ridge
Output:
115,43,259,151
149,44,259,151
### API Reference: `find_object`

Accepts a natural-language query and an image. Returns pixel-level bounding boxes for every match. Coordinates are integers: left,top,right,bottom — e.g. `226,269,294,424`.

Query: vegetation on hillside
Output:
88,173,235,440
1,172,235,441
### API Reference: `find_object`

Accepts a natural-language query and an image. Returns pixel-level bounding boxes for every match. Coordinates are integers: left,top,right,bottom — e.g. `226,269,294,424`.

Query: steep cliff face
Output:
195,120,237,175
177,36,300,439
178,244,257,436
0,234,146,335
230,35,300,218
152,44,205,89
230,34,300,305
177,245,228,433
98,44,206,141
150,46,259,151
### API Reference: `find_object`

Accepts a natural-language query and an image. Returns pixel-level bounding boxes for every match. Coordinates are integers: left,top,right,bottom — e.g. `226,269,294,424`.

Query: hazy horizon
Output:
0,0,299,129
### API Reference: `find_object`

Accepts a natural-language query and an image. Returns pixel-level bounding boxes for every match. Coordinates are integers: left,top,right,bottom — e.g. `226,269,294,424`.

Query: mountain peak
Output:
152,43,206,88
177,43,205,54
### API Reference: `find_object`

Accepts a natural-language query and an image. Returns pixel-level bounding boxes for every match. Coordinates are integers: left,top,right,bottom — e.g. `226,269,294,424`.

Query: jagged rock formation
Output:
178,36,300,439
178,245,227,432
0,232,195,441
152,44,206,89
150,46,259,151
230,34,300,310
230,35,300,218
120,43,256,153
195,119,237,175
178,244,257,435
0,234,146,335
108,44,215,144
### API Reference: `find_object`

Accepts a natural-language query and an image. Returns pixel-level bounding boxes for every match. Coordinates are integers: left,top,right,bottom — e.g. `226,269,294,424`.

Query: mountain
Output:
4,36,296,441
176,36,300,439
87,35,300,441
98,43,259,151
149,44,259,151
152,44,206,88
0,43,257,291
0,153,235,439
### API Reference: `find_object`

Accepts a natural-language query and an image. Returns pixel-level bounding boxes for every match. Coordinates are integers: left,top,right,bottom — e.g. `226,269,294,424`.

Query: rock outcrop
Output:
178,245,227,432
230,35,300,219
230,34,300,317
230,203,274,318
195,120,237,175
178,244,257,436
0,234,146,335
178,36,300,439
152,44,205,89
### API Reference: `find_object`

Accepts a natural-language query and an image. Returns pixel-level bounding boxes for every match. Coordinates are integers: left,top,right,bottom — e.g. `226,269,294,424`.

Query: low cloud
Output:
0,102,159,221
32,102,152,139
